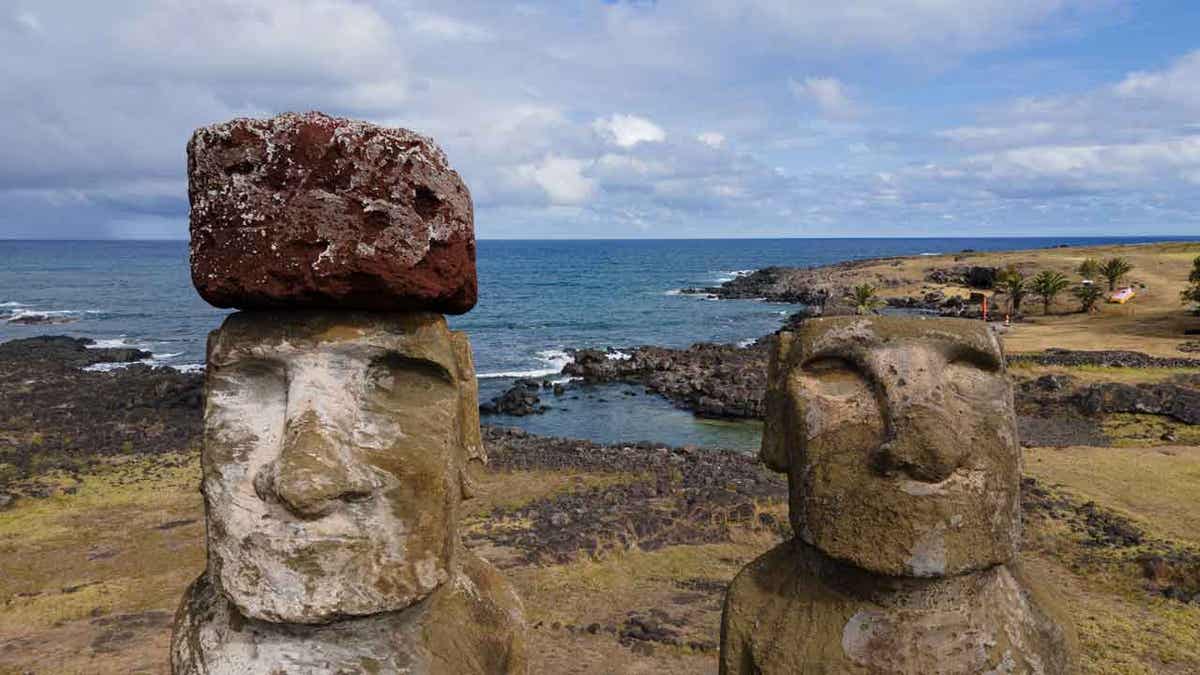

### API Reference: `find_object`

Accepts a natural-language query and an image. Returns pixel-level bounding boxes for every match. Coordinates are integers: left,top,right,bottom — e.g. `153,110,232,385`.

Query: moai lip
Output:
199,310,484,624
761,316,1020,577
188,112,477,314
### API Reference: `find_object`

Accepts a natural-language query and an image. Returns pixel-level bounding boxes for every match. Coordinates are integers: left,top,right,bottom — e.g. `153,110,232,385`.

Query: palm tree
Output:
1030,271,1071,315
1077,258,1100,281
1073,283,1103,313
846,283,886,315
1098,257,1133,291
996,266,1027,316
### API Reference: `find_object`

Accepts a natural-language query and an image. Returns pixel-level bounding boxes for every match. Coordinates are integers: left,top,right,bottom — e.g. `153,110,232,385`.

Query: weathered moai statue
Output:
720,317,1075,674
172,112,527,674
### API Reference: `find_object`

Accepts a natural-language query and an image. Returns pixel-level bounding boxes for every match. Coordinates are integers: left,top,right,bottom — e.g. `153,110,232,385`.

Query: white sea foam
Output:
5,309,83,324
86,336,165,352
606,351,632,361
0,301,26,307
713,269,755,282
153,352,184,359
87,337,132,349
84,359,201,373
83,360,153,372
737,338,756,348
477,349,574,379
664,289,683,296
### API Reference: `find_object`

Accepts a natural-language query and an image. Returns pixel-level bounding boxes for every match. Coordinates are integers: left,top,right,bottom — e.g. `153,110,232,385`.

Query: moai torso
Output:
720,317,1075,674
172,113,527,675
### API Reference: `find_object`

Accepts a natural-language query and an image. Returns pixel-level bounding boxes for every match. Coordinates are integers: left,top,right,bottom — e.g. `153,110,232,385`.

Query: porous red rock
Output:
188,112,476,314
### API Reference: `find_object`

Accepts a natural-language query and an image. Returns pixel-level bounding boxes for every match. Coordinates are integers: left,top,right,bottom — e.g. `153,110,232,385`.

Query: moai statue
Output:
172,112,527,674
720,317,1075,674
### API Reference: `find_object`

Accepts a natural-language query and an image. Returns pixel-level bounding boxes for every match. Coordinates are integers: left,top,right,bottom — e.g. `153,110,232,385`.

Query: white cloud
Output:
1114,49,1200,109
15,11,42,34
2,0,1191,238
695,1,1116,57
404,11,492,42
790,76,860,119
118,0,400,81
516,156,595,205
592,114,667,148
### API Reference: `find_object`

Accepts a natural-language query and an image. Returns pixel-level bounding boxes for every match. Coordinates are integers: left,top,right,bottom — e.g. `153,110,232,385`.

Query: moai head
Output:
201,311,484,624
762,317,1019,577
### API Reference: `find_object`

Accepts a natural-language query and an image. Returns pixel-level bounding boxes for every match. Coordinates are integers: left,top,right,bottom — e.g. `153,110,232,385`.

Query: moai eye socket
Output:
945,344,1001,372
366,354,453,397
801,357,873,397
214,358,287,405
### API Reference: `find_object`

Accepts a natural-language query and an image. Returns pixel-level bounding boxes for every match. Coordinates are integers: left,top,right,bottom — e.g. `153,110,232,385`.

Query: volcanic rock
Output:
188,112,476,314
0,336,151,368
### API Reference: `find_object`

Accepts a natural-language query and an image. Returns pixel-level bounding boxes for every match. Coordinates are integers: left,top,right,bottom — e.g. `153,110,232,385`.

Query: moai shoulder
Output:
720,317,1075,674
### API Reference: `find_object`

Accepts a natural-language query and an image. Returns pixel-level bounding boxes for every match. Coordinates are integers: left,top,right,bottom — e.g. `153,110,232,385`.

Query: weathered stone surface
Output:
196,311,485,624
720,540,1075,674
762,317,1019,576
188,112,476,314
172,552,528,675
721,316,1074,673
172,309,528,673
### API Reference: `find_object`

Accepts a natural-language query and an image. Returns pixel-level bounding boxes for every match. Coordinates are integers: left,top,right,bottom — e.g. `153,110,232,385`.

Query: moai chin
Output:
720,317,1075,674
172,113,527,674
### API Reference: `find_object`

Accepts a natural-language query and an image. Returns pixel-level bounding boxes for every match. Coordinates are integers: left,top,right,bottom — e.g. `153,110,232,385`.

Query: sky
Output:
1,1,1199,239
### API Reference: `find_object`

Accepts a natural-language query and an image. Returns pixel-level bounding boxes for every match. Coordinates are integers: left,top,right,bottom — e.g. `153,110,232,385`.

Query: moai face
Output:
201,311,484,624
762,317,1019,577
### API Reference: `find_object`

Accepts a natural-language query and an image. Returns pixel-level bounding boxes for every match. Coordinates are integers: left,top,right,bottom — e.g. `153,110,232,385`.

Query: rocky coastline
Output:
679,259,999,319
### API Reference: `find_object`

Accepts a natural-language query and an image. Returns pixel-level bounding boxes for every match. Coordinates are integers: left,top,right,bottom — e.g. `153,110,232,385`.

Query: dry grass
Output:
838,241,1200,357
1024,444,1200,673
3,437,1200,673
0,454,204,674
1025,445,1200,542
1007,362,1200,385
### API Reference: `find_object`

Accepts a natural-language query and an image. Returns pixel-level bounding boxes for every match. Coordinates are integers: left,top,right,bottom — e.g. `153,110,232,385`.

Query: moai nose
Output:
875,406,967,482
870,353,969,483
257,408,376,518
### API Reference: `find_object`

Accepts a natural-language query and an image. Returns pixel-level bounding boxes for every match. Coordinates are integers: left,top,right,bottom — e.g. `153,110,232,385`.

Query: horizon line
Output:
1,234,1197,243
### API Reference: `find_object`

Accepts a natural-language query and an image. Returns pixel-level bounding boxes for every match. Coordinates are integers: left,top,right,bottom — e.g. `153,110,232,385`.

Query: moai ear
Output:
759,332,796,473
450,331,486,500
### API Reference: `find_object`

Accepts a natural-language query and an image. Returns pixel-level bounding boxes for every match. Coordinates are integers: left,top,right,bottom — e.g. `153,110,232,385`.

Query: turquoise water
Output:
0,236,1190,450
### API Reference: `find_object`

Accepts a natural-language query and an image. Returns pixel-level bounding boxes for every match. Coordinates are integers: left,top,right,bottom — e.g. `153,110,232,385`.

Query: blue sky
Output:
1,1,1199,239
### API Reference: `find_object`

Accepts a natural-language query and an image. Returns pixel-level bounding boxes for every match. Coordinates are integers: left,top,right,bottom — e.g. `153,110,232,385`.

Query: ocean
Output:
0,236,1189,450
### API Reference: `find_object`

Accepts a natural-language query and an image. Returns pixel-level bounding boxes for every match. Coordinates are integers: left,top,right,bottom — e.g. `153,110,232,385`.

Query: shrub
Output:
1073,283,1104,313
846,283,886,315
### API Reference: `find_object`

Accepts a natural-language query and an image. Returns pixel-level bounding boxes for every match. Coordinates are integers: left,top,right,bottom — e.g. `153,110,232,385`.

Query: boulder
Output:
188,112,476,314
482,380,547,416
966,266,998,289
0,336,151,368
